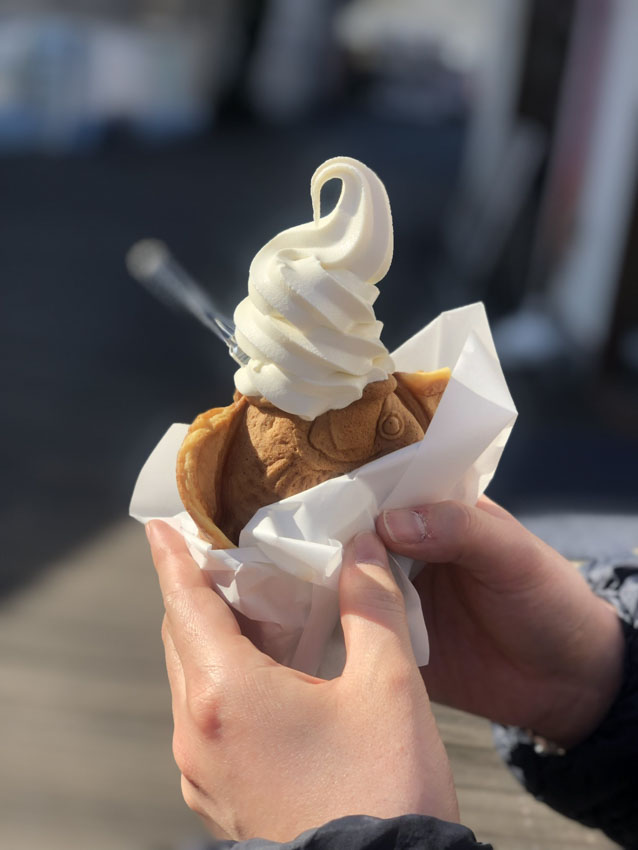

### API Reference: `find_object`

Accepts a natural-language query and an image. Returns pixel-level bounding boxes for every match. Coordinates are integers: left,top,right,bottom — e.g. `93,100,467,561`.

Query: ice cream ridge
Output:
177,156,450,547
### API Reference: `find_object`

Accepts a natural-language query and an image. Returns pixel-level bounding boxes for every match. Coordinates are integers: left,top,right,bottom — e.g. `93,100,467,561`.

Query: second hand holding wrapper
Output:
130,157,517,676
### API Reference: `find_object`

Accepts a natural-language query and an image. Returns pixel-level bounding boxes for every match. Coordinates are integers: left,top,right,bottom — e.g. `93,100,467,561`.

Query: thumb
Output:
376,500,558,584
339,531,416,676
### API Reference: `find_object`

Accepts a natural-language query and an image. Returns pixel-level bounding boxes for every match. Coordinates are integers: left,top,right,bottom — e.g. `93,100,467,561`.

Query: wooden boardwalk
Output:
1,522,617,850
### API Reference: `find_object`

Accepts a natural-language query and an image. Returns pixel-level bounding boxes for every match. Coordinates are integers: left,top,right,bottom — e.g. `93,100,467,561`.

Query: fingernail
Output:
353,531,387,567
145,521,158,542
382,509,427,544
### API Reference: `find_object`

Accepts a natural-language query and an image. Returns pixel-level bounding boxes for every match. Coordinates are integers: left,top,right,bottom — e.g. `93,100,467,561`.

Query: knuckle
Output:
163,585,208,618
187,678,226,739
172,729,197,784
163,586,190,619
181,774,206,815
446,499,473,534
383,660,417,694
160,616,170,644
356,579,406,617
439,500,475,559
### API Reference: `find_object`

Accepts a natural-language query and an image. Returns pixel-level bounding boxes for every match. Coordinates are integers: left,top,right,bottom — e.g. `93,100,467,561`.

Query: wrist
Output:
531,601,625,748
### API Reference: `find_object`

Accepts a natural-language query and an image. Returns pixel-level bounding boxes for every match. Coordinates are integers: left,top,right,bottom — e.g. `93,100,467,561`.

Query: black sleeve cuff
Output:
494,557,638,848
214,814,492,850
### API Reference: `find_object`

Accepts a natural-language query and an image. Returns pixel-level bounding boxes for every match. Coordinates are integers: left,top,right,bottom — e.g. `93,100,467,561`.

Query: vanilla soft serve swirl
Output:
233,156,395,420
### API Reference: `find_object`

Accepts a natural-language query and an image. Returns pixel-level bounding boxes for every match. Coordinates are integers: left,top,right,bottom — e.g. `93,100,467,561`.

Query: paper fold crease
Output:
130,303,517,676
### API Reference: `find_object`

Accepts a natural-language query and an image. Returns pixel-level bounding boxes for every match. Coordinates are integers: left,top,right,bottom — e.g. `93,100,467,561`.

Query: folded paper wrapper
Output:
130,302,517,677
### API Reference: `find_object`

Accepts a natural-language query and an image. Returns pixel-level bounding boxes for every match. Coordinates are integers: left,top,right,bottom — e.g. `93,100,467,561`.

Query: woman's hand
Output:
377,498,625,748
147,521,458,842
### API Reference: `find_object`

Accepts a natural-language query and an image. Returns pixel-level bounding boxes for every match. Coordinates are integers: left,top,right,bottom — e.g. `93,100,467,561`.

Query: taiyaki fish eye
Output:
379,413,403,439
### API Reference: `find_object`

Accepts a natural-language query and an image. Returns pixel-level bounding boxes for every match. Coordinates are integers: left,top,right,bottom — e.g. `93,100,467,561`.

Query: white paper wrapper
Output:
130,303,517,676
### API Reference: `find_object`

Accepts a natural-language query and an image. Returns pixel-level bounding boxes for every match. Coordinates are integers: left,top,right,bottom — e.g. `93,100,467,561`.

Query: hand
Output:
376,498,625,748
147,521,458,842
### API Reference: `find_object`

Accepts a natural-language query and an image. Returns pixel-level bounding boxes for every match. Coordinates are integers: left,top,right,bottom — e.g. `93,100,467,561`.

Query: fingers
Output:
476,495,517,522
162,616,186,706
147,520,223,599
339,531,416,676
146,520,254,676
376,500,554,582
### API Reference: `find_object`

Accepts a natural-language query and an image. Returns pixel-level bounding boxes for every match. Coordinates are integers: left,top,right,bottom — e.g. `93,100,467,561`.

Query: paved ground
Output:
0,518,624,850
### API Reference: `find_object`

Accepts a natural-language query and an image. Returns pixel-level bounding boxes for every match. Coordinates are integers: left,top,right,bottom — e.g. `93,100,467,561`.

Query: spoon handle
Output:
126,239,249,366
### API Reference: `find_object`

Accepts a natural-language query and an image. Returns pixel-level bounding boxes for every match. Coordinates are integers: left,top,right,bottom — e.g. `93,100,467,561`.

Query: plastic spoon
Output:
126,239,249,366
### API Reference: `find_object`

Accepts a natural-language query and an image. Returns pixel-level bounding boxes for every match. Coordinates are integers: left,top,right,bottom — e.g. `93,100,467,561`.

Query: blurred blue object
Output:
522,512,638,563
0,13,216,151
0,16,87,151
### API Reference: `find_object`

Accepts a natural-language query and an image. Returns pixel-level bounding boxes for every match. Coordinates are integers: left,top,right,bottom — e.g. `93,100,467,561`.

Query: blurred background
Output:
1,1,637,848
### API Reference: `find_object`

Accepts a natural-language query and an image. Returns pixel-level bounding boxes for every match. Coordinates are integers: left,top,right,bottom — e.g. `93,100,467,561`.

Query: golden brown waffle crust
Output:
176,399,249,549
176,368,451,548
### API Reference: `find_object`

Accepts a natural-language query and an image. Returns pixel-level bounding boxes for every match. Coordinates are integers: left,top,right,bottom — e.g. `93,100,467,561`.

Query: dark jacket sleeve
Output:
493,557,638,849
213,814,492,850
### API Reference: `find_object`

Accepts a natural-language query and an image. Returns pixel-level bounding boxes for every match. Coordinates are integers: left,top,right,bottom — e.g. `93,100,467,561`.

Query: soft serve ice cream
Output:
176,157,451,546
233,156,396,420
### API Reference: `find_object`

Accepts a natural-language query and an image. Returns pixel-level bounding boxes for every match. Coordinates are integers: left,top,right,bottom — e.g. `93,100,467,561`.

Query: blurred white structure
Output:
336,0,530,141
493,0,638,366
455,0,531,208
245,0,340,122
337,0,505,72
336,0,518,124
0,4,237,150
547,0,638,352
